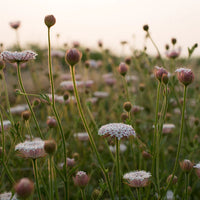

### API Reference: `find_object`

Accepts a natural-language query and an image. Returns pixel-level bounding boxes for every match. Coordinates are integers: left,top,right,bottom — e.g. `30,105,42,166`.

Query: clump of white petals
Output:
93,91,109,98
0,51,37,63
0,192,18,200
15,138,46,159
10,104,29,115
123,170,151,187
193,163,200,169
98,123,136,140
74,132,89,141
175,68,191,73
0,120,11,132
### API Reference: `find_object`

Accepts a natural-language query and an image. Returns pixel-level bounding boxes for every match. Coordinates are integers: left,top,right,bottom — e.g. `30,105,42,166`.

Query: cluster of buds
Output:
154,66,168,84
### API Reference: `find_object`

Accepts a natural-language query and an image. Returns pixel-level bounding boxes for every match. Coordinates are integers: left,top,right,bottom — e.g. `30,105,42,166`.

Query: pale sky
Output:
1,0,200,56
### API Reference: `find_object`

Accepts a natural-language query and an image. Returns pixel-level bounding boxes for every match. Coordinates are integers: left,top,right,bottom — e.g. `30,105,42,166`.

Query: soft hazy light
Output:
1,0,200,56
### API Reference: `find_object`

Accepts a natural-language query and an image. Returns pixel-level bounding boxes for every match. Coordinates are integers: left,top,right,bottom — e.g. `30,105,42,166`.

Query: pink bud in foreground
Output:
65,48,82,67
73,171,89,188
175,68,194,86
154,66,168,82
118,62,128,76
15,178,34,199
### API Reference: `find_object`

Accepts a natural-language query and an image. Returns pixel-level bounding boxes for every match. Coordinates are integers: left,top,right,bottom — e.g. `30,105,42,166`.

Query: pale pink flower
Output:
0,192,18,200
0,120,11,132
74,132,89,141
166,47,181,59
98,123,136,140
10,104,29,115
123,170,151,187
73,171,89,188
15,138,46,159
0,51,37,63
10,21,21,29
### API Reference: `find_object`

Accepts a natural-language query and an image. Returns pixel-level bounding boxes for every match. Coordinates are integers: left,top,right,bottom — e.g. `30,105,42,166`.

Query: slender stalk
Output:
185,173,189,200
49,156,54,200
70,66,114,200
116,138,121,200
136,188,141,200
80,189,86,200
1,160,15,184
47,27,68,199
164,86,187,193
122,76,130,101
32,159,42,200
16,62,43,138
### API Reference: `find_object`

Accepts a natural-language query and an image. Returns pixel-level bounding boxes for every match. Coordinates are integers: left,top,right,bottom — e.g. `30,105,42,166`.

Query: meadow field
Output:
0,15,200,200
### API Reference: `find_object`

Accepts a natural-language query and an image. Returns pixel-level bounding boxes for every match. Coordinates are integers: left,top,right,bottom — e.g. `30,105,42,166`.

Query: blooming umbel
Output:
123,171,151,187
98,123,136,140
175,68,194,86
154,66,168,81
15,139,46,159
0,51,37,63
73,171,89,188
14,178,34,199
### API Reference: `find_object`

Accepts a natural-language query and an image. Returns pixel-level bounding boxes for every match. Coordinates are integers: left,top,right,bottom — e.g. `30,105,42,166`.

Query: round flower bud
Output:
65,48,82,67
63,92,69,101
85,60,90,68
44,15,56,28
143,24,149,32
44,139,57,155
121,113,129,122
46,116,57,128
165,44,169,50
139,83,145,91
171,38,177,45
175,68,194,86
118,62,128,76
162,73,169,85
142,151,152,160
32,98,41,107
154,66,168,82
22,110,31,121
14,178,34,199
167,174,178,185
180,159,193,172
125,57,131,65
123,101,132,112
73,171,89,188
0,60,5,70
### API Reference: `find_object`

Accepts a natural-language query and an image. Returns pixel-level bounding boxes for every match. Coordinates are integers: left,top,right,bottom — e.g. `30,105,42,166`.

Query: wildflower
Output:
44,15,56,28
0,51,37,63
166,190,174,200
154,66,168,81
14,178,34,199
162,124,175,134
65,48,82,67
142,151,152,160
175,68,194,86
166,48,181,59
131,105,144,114
98,123,136,140
10,104,29,115
10,21,21,29
67,158,76,167
51,50,65,58
73,171,89,188
193,163,200,178
46,116,57,128
121,113,129,122
118,62,128,76
15,139,46,159
0,192,18,200
167,174,178,184
86,97,98,104
180,159,193,172
123,171,151,187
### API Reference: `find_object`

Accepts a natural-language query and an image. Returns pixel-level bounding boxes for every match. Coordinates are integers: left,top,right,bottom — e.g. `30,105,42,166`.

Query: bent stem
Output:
32,159,42,200
164,86,187,194
70,66,114,200
116,138,121,200
47,27,68,199
16,62,43,139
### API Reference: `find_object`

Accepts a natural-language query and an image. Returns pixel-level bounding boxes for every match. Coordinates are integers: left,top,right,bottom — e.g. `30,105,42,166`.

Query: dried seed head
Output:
123,101,132,112
32,98,41,107
180,159,193,172
22,110,31,121
73,171,89,188
143,24,149,32
65,48,82,67
167,174,178,184
15,178,34,199
63,91,70,101
175,68,194,86
44,15,56,28
44,139,57,155
139,83,145,91
118,62,128,76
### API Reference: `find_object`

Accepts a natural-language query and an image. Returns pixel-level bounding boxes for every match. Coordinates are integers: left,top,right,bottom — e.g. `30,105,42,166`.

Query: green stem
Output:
185,173,189,200
47,27,68,199
70,66,114,200
49,156,54,200
32,159,42,200
1,160,15,184
136,188,141,200
123,76,130,101
164,86,187,194
81,189,86,200
16,62,43,139
116,138,121,200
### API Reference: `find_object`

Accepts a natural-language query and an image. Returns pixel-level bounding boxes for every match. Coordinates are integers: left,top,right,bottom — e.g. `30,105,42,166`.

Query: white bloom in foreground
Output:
0,192,18,200
162,124,175,134
0,120,11,132
123,170,151,187
10,104,29,115
0,51,37,63
98,123,136,140
15,138,46,159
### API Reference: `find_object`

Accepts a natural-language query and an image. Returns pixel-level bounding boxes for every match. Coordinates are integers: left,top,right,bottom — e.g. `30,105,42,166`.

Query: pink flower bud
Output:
154,66,168,81
73,171,89,188
44,15,56,28
65,48,82,67
118,62,128,76
175,68,194,86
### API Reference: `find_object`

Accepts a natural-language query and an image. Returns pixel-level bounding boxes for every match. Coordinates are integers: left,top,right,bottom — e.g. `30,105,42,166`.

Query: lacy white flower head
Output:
98,123,136,140
123,170,151,187
109,143,127,153
0,50,37,63
0,120,11,132
0,192,18,200
15,138,46,159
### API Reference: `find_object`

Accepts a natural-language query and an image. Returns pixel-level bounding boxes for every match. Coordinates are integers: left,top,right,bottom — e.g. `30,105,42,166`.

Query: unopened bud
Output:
154,66,168,82
123,101,132,112
180,159,193,172
44,139,57,155
44,15,56,28
65,48,82,67
46,116,57,128
22,110,31,121
162,74,169,85
171,38,177,45
73,171,89,188
167,174,178,184
118,62,128,76
143,24,149,32
175,68,194,86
